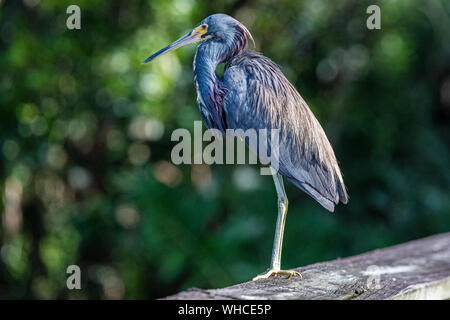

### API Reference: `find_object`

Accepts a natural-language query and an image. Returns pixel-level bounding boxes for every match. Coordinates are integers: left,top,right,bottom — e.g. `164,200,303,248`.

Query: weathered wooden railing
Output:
164,232,450,300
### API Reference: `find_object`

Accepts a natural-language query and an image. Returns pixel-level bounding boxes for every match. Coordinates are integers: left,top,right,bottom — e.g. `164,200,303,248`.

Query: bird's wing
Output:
223,51,348,212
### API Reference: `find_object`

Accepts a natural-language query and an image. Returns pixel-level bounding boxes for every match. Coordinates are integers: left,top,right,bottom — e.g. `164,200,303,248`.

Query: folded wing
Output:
223,51,348,212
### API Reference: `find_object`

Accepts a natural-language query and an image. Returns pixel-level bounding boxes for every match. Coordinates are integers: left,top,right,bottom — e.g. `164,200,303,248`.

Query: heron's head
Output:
143,14,254,64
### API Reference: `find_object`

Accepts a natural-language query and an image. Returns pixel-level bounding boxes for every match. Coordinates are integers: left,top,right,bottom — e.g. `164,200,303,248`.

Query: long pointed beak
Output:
142,28,203,64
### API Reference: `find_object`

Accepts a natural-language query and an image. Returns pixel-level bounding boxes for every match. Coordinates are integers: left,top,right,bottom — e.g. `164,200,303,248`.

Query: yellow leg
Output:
253,173,302,281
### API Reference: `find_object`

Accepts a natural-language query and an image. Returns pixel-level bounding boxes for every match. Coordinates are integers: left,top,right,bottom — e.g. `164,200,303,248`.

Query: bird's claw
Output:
252,269,302,281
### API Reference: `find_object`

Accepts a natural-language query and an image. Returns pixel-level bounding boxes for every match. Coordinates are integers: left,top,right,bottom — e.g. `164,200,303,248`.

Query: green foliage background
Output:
0,0,449,299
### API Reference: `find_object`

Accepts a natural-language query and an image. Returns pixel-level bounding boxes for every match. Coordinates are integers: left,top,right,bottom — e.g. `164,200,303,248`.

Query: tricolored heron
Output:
143,14,348,280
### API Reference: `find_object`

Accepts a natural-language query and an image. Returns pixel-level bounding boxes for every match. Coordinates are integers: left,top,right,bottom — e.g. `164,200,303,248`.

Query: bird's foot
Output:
252,268,302,281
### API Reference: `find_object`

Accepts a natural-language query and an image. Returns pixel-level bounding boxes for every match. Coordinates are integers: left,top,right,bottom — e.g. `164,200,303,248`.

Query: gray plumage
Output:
223,50,348,212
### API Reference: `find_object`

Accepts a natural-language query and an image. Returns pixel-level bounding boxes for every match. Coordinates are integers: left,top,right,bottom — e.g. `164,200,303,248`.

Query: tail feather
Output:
282,168,348,213
335,172,349,204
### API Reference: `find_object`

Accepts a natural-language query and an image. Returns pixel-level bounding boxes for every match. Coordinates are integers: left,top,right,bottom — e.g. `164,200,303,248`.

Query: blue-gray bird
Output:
143,14,348,280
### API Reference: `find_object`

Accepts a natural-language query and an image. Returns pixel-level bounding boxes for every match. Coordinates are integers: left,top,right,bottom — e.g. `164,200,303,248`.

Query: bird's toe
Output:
252,269,302,281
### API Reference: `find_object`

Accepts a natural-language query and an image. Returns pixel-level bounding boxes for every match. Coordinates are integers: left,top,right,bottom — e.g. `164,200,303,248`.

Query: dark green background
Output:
0,0,449,299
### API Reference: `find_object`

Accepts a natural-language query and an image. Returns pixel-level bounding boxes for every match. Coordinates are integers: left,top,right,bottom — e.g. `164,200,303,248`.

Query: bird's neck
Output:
193,43,228,131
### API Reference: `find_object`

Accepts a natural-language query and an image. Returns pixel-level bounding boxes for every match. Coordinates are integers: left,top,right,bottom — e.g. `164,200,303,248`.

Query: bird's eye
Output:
202,24,207,29
214,36,221,41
